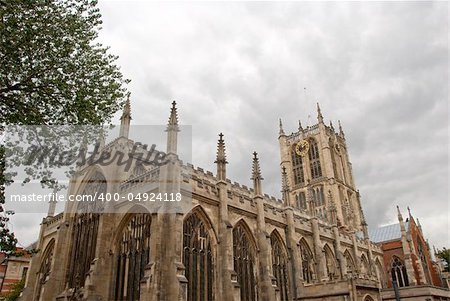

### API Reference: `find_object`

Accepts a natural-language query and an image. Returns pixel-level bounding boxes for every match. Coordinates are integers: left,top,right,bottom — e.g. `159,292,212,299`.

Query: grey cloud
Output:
10,1,448,249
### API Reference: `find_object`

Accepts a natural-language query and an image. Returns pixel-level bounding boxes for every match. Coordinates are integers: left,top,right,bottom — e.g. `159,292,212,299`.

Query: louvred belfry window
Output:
183,213,214,301
114,214,151,301
67,172,107,290
291,151,305,185
233,224,257,301
309,140,322,179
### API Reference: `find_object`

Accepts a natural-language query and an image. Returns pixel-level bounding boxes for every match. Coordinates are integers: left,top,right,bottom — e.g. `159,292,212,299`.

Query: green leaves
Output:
0,0,129,126
0,0,129,253
436,248,450,272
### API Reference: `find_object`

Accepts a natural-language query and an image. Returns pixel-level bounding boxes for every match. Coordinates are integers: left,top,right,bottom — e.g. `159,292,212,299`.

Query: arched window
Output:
114,214,151,301
313,186,325,207
183,211,214,301
297,192,307,210
360,254,369,275
270,232,290,301
309,140,322,179
291,150,305,185
299,239,314,283
34,240,55,301
233,222,257,301
344,250,355,275
364,295,375,301
391,256,409,287
67,171,107,289
323,245,337,280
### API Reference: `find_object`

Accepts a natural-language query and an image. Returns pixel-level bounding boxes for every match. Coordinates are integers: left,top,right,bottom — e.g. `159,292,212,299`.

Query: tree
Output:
0,0,129,253
436,248,450,272
1,278,25,301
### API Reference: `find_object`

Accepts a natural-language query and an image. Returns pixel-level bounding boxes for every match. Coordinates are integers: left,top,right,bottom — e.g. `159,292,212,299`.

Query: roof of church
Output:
369,221,409,243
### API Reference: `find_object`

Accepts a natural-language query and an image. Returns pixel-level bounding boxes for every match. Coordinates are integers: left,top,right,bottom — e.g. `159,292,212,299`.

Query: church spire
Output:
279,118,285,136
281,166,290,205
298,120,303,131
166,101,180,155
119,95,131,138
215,133,228,181
251,152,263,196
317,102,324,124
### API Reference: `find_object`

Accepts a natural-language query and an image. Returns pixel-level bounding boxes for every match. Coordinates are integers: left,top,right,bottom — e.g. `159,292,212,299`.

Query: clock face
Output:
295,140,310,157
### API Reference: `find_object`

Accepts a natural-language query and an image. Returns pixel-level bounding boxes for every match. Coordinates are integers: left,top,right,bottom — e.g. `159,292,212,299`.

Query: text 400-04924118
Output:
128,192,182,202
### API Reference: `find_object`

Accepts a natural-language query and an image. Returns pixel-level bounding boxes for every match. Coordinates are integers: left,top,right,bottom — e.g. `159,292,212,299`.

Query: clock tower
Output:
278,103,365,232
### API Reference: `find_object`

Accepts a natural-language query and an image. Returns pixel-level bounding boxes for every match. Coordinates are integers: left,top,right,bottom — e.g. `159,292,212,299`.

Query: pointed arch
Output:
34,239,55,301
390,256,409,287
233,219,257,251
186,205,218,244
113,212,152,301
360,253,369,275
270,230,290,301
233,219,257,301
344,250,355,275
299,238,315,283
375,258,387,288
323,244,337,280
67,170,107,290
183,206,216,301
363,294,375,301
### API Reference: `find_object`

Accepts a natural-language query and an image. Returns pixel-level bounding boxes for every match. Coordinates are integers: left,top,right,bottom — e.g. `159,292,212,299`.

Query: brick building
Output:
370,207,449,300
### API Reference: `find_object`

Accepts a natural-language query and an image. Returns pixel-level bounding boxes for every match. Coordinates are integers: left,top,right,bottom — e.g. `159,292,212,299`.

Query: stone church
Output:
19,100,441,301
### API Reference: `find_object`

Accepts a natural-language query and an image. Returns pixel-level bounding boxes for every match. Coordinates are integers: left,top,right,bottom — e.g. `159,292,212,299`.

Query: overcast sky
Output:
10,1,448,249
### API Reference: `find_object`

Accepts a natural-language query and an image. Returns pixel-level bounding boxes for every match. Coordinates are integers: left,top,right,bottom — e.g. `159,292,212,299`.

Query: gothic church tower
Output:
278,104,364,231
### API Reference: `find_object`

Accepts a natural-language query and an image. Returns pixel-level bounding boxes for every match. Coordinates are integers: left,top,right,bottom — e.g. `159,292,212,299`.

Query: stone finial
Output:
328,190,337,225
166,101,180,155
215,133,228,181
121,94,131,120
281,166,290,205
338,120,345,138
47,186,58,217
329,120,335,132
307,184,316,217
251,152,263,196
167,100,179,130
119,94,132,138
317,102,324,124
279,118,285,136
397,205,403,221
298,120,303,131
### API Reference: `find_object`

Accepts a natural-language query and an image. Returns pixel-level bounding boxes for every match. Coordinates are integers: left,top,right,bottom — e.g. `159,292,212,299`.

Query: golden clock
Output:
295,140,309,157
